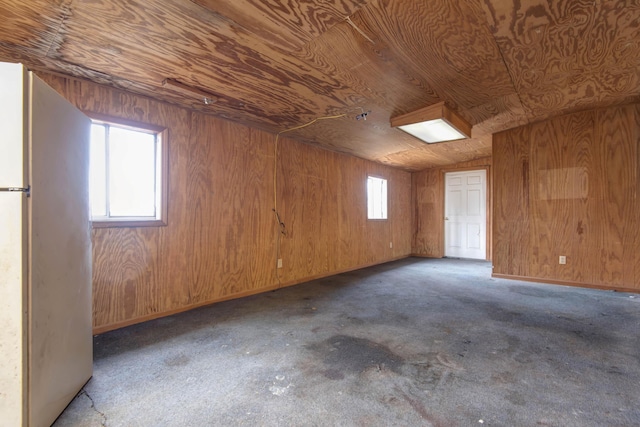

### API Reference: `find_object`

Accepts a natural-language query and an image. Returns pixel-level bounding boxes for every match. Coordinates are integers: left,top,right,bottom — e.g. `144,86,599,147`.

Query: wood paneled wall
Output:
278,141,412,282
493,103,640,292
411,157,492,259
38,73,412,333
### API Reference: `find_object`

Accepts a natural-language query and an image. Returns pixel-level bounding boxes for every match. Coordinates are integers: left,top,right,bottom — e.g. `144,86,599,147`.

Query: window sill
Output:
92,218,167,228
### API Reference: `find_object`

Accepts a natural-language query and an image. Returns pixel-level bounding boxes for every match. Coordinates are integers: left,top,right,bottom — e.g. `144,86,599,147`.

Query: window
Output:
367,176,387,220
88,114,168,227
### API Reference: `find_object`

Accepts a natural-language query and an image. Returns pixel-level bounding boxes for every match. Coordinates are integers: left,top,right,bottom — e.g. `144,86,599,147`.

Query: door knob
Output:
445,217,449,220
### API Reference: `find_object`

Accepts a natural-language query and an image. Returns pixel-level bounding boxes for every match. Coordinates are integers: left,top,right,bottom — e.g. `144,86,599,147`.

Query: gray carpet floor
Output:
54,258,640,426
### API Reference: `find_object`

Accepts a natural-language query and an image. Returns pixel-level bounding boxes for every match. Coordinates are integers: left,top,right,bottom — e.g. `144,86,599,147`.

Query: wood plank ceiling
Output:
1,0,639,171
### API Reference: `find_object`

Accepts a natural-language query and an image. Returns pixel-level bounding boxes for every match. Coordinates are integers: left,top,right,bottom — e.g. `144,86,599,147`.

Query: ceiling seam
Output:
44,0,74,59
486,30,531,125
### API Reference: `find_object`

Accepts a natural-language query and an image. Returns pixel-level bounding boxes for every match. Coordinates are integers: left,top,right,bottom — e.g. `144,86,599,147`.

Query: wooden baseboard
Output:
92,255,410,335
276,255,409,289
491,273,640,294
92,284,280,335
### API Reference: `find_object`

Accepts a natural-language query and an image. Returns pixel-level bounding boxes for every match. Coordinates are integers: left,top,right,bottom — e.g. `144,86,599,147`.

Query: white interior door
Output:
28,72,93,427
444,170,486,259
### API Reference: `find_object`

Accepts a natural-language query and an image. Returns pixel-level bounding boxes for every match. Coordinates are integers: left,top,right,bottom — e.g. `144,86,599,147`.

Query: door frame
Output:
441,166,491,260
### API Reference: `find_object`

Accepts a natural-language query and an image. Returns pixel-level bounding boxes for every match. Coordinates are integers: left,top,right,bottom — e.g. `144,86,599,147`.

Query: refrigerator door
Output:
28,72,93,426
0,62,29,427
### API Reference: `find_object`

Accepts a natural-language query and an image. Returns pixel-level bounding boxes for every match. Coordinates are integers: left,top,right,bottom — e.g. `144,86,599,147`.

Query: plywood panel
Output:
595,107,636,286
493,102,640,291
0,0,65,53
412,168,441,257
355,0,517,111
335,155,368,271
185,116,275,302
192,0,367,52
277,137,412,283
565,111,596,285
91,228,160,326
493,126,530,276
482,0,640,121
2,0,640,172
390,169,413,258
528,119,567,279
278,138,331,282
37,72,412,332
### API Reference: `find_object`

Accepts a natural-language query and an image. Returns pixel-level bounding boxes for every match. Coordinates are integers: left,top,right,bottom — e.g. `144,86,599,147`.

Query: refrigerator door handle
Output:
0,185,30,196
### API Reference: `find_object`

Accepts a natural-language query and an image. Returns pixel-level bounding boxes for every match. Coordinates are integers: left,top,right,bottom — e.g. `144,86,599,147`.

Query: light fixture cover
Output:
390,102,471,144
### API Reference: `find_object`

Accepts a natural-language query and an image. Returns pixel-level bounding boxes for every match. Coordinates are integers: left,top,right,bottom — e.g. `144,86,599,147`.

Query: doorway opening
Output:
444,170,487,259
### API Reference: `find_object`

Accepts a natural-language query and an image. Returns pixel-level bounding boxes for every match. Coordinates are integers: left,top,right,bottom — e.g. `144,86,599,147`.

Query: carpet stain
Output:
308,335,403,375
486,306,523,322
164,353,190,367
491,370,517,385
393,387,449,427
506,391,526,406
407,353,463,391
507,285,556,298
322,368,345,380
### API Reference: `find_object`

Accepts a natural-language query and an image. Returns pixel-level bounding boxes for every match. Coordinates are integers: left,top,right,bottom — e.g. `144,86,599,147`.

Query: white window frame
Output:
87,113,168,228
367,175,388,220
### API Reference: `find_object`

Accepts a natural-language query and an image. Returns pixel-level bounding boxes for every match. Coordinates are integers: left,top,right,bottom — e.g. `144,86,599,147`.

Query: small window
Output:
88,113,168,227
367,176,387,220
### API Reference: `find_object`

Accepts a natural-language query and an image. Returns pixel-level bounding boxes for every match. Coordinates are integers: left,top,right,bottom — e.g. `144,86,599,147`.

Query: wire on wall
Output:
272,113,347,285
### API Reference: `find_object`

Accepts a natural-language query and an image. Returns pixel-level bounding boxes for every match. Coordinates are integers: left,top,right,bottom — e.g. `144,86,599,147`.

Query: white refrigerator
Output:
0,63,93,426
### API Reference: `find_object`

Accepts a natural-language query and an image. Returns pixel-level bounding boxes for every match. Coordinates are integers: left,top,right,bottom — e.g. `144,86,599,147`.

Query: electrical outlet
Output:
389,242,393,248
277,259,283,269
559,256,566,265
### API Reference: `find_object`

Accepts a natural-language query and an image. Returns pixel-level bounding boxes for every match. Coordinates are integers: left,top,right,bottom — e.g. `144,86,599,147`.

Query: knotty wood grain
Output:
493,102,640,291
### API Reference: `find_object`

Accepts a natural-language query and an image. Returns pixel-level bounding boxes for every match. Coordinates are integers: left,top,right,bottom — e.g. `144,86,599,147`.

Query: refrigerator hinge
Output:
0,185,31,197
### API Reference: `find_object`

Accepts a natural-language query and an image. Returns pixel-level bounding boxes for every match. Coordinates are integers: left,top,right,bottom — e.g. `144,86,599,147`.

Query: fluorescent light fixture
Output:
398,118,467,143
390,101,471,144
162,78,218,105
